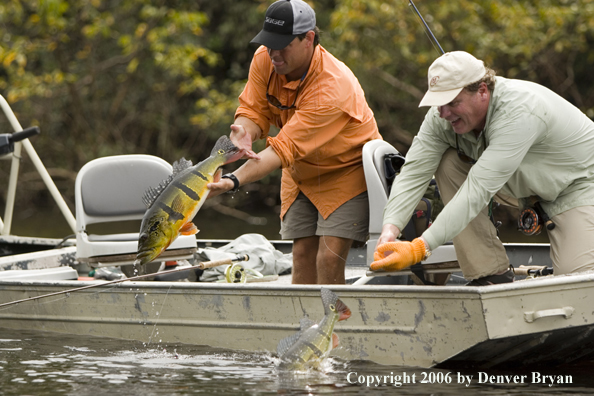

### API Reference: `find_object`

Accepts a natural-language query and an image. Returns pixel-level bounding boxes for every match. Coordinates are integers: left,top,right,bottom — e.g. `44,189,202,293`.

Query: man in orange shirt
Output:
208,0,381,284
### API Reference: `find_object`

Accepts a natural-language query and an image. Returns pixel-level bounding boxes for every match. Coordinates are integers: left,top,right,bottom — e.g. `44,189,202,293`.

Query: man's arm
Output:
207,145,281,197
376,223,430,252
371,223,431,271
376,223,401,246
230,116,263,160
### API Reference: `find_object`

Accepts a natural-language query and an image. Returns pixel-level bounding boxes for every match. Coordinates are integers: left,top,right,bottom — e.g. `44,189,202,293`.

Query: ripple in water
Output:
1,328,593,395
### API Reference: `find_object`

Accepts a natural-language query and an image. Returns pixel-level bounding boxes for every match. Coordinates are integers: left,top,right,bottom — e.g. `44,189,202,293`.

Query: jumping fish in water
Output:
136,135,243,266
277,288,352,370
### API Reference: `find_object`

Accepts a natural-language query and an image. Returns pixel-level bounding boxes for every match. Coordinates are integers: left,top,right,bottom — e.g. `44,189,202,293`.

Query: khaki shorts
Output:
280,192,369,242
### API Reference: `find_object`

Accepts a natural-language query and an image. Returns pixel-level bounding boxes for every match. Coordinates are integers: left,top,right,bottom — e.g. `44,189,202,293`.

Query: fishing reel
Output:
225,263,246,283
518,203,555,236
0,126,40,156
223,263,265,283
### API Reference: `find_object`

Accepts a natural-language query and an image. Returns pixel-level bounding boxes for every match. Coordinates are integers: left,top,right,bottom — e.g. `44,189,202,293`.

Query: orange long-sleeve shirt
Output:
236,45,381,219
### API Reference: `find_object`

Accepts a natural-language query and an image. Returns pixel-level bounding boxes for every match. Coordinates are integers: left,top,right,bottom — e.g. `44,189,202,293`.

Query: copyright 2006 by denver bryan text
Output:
347,371,573,387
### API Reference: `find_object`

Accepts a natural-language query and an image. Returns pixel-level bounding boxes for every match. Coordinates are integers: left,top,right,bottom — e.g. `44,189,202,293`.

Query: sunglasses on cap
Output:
266,71,306,111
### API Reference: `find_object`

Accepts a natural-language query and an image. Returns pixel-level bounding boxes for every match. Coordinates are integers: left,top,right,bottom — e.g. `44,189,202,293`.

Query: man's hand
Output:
206,176,236,199
370,238,427,271
230,124,261,160
376,223,400,246
206,145,282,199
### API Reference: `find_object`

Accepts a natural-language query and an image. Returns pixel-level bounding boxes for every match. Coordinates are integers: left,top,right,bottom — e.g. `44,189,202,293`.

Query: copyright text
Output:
346,371,573,387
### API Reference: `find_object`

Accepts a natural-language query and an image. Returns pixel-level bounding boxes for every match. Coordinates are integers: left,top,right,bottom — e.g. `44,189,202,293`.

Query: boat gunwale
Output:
2,270,594,296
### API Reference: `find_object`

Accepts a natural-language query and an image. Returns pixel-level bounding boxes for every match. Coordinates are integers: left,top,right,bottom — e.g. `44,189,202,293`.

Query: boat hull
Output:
2,272,594,368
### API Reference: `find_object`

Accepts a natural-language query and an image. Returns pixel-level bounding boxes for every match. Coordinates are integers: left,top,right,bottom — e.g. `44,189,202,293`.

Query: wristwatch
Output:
423,249,432,261
221,173,240,194
421,239,432,261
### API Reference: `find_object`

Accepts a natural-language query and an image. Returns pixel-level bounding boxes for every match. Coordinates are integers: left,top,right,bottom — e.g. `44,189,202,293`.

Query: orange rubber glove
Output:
370,238,427,271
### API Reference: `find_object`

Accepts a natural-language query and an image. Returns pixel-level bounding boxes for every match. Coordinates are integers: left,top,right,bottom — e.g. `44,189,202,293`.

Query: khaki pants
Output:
434,148,594,279
548,206,594,275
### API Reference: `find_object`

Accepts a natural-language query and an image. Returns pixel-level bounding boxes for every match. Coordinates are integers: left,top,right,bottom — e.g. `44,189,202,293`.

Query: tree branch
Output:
372,67,424,99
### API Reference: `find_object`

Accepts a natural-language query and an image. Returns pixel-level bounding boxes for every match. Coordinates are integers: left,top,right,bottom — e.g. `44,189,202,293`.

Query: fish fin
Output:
142,160,191,208
276,331,303,357
335,298,352,321
142,158,196,208
277,317,317,357
332,333,340,349
180,222,199,235
172,158,193,175
213,168,222,183
142,176,175,208
299,317,316,331
142,186,161,208
170,195,186,213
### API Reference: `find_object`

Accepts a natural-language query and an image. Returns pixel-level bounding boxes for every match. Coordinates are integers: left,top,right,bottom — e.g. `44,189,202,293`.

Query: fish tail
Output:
320,288,351,321
210,135,238,156
210,135,243,166
320,287,337,311
335,298,352,321
332,333,340,349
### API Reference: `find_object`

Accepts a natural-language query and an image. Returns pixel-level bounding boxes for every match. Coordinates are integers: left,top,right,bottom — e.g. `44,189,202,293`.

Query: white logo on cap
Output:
430,76,440,87
266,17,285,26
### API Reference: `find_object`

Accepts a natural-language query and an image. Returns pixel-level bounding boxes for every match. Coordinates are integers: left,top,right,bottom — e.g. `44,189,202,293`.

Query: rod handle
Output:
10,126,40,143
197,254,249,269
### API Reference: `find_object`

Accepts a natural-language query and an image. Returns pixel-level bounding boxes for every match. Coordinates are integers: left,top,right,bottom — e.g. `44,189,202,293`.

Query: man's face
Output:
267,33,312,81
437,84,490,135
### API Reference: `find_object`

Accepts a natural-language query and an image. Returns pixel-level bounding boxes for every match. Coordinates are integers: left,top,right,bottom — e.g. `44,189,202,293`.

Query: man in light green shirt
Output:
372,51,594,285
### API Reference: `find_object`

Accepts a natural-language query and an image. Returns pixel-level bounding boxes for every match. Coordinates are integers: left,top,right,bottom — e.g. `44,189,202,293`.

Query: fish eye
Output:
149,221,161,233
329,304,336,311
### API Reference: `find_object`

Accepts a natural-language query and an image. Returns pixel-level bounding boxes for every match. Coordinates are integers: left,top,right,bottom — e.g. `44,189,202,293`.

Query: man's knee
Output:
293,236,318,262
317,236,351,264
434,148,472,202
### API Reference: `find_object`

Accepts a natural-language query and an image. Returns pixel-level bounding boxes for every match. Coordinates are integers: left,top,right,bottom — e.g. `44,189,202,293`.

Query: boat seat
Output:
0,267,79,281
362,140,458,270
362,140,397,264
75,155,197,268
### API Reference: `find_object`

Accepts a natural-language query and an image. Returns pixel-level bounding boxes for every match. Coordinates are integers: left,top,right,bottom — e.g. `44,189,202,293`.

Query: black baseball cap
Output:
250,0,316,50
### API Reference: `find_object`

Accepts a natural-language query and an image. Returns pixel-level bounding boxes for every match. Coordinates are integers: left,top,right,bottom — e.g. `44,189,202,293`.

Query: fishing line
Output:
0,255,249,309
315,2,444,267
0,276,129,313
55,234,76,249
0,278,132,310
408,1,502,230
408,0,445,55
311,93,347,266
313,114,343,263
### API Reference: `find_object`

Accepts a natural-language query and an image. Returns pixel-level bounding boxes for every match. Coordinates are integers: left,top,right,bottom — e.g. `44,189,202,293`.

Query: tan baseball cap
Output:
419,51,486,107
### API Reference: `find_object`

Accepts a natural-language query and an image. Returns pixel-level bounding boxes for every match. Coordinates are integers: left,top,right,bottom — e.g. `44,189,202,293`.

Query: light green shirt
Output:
384,76,594,250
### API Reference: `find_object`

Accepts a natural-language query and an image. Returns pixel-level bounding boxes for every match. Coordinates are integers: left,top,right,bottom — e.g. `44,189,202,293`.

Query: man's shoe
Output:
466,268,514,286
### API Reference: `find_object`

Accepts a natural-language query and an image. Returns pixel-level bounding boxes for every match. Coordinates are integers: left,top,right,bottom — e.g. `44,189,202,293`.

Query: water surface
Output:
1,328,593,395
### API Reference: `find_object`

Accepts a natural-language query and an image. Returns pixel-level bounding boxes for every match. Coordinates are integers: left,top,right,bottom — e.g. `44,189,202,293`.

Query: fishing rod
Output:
408,0,445,55
407,2,513,235
0,254,249,309
514,266,554,277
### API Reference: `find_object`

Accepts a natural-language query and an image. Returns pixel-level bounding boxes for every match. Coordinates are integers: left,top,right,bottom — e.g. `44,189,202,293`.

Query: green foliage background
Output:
1,0,594,237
